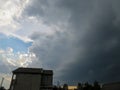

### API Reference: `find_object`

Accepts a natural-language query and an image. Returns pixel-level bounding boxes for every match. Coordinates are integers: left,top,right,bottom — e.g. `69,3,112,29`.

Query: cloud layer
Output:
26,0,120,83
1,0,120,87
0,33,36,71
0,0,29,33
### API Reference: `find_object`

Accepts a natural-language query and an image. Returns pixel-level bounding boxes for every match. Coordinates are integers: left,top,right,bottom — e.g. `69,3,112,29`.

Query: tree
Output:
63,84,68,90
83,82,93,90
58,86,62,90
93,81,100,90
77,82,83,90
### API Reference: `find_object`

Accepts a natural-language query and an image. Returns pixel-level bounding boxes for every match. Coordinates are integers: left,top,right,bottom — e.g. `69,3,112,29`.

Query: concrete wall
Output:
13,74,41,90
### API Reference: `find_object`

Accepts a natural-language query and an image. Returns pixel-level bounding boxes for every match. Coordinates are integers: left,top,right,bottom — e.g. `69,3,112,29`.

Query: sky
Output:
0,0,120,88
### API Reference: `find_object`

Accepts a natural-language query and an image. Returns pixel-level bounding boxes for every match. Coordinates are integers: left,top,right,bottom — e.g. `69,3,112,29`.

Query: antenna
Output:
0,77,4,87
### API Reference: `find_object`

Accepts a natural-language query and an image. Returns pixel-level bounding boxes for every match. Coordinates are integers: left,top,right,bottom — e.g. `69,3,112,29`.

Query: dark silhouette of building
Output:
102,82,120,90
9,67,53,90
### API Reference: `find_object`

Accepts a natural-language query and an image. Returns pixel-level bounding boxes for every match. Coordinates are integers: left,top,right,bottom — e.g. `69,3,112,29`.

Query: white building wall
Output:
13,74,41,90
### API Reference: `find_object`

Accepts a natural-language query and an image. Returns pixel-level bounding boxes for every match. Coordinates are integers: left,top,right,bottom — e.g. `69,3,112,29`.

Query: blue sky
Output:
0,33,32,53
1,0,120,89
0,33,33,88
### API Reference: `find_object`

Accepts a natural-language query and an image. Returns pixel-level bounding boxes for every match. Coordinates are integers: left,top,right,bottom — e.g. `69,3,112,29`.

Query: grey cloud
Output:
24,0,49,17
29,31,75,69
27,0,120,84
0,59,16,74
24,0,70,25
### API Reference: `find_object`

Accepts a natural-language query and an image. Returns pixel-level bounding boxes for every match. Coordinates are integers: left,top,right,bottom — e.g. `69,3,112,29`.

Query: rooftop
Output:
13,67,53,75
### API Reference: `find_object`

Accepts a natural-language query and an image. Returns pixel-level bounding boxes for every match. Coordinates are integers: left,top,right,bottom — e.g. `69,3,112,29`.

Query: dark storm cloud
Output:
56,0,120,83
60,15,120,83
29,31,75,69
26,0,120,83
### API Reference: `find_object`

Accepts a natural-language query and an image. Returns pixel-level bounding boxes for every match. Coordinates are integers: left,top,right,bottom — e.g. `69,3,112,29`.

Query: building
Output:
9,67,53,90
102,82,120,90
68,86,77,90
61,85,77,90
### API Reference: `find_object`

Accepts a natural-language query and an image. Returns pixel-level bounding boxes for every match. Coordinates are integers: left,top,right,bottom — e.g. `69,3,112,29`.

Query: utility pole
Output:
0,77,4,87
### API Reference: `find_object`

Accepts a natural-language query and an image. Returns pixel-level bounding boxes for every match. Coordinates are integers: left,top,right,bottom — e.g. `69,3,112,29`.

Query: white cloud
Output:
0,0,31,41
0,0,68,43
0,47,36,89
0,47,36,67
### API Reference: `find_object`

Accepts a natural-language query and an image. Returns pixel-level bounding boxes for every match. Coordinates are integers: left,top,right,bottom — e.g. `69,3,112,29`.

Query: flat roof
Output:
13,67,53,75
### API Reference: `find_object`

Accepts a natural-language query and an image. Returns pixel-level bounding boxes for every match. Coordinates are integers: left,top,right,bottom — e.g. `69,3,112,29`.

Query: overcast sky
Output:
0,0,120,88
